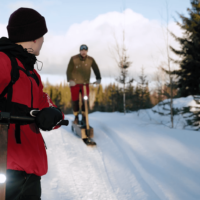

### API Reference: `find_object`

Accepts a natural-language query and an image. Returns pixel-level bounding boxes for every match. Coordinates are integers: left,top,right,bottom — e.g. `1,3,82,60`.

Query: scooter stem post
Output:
0,112,10,200
83,84,90,132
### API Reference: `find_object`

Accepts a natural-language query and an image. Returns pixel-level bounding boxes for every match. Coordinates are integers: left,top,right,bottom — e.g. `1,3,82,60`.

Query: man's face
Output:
33,36,44,56
80,49,88,57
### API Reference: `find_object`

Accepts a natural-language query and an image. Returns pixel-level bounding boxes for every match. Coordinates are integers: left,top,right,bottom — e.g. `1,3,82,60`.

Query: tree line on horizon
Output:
42,73,177,114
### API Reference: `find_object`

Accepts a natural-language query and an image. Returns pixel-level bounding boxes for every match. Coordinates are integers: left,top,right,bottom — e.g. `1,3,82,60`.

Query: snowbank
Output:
137,96,200,129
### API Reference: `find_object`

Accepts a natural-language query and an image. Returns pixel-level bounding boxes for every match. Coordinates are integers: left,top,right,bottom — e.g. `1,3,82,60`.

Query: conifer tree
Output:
137,68,152,109
110,30,133,114
171,0,200,96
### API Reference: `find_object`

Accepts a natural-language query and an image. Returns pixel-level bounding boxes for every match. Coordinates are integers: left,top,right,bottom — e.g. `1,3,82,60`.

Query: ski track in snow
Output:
41,113,200,200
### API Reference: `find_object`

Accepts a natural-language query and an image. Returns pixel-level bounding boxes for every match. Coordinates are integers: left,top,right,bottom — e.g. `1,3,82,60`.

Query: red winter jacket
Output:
0,51,61,176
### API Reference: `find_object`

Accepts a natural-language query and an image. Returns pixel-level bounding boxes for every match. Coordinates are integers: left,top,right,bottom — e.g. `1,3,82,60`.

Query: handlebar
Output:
10,115,69,126
69,82,100,86
0,110,69,126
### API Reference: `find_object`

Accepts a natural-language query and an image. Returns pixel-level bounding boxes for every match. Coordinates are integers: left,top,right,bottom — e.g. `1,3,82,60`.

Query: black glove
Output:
35,107,63,131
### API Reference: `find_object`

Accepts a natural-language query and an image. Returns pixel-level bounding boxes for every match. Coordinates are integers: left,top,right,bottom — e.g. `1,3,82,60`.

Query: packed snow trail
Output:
41,112,200,200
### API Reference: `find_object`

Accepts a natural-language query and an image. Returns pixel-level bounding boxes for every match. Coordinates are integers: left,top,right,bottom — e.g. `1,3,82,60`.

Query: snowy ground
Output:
41,107,200,200
137,96,200,129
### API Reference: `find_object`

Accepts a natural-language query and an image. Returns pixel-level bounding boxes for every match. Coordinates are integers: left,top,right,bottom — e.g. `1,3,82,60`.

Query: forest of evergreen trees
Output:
42,79,174,114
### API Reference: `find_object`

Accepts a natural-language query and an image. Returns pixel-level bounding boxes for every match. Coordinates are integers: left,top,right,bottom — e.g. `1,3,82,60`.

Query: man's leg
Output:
70,85,81,124
6,170,41,200
6,170,25,200
20,174,41,200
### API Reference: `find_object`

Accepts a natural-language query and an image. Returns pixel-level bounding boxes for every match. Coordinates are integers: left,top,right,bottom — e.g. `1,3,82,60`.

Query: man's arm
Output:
66,57,74,82
91,58,101,81
35,72,64,130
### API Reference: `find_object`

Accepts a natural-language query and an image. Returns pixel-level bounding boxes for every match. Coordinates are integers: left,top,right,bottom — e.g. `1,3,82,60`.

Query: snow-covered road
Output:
41,112,200,200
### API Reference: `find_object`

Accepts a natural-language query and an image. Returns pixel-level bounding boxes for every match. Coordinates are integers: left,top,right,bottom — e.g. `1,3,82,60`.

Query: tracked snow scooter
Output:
71,84,96,146
0,111,69,200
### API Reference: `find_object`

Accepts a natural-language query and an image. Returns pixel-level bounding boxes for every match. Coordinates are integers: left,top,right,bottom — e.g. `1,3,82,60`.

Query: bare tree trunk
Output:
123,83,126,115
109,29,132,115
170,77,173,128
165,0,173,128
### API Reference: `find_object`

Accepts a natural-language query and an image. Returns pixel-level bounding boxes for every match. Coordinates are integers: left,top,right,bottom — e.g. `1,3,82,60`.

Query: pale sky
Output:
0,0,191,85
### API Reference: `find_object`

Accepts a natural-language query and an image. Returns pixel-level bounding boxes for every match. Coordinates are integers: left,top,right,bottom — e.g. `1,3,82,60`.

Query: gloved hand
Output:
35,107,63,131
69,80,76,87
93,79,101,85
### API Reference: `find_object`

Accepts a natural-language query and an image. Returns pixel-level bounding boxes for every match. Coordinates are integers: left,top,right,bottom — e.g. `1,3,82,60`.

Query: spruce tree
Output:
171,0,200,96
137,68,152,109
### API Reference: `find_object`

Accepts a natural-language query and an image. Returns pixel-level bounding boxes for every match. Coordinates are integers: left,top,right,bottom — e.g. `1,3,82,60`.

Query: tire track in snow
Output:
60,128,83,200
96,146,118,199
42,128,82,200
61,124,118,200
99,122,168,200
85,145,118,200
92,127,147,200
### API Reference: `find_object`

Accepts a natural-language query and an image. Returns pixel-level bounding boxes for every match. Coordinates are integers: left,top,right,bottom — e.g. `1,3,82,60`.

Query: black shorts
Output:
6,169,41,200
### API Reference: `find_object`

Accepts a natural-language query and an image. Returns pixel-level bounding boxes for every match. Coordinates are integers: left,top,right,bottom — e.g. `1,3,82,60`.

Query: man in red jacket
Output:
0,8,64,200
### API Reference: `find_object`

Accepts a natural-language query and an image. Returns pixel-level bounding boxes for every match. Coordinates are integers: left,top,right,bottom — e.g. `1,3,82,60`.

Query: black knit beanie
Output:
7,7,48,43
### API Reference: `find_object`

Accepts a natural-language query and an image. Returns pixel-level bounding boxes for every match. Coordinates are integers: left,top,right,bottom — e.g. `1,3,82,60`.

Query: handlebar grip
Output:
57,120,69,126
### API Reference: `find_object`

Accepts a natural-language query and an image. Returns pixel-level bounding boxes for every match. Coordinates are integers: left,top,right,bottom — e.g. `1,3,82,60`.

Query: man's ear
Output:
33,40,36,43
